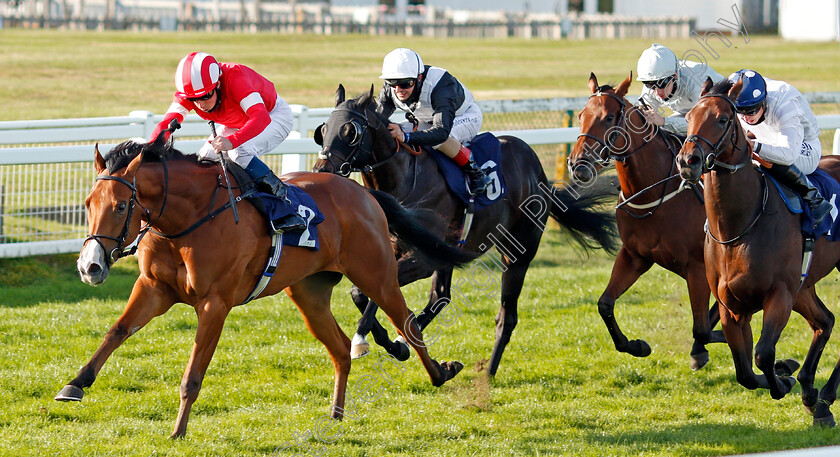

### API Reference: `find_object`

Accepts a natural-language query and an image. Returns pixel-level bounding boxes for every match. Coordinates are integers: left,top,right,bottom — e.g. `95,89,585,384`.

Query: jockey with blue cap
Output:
730,69,832,228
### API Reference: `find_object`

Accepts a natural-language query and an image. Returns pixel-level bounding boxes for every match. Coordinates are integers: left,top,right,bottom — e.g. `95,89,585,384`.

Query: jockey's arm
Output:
226,97,271,149
754,106,805,167
150,100,189,142
403,78,460,146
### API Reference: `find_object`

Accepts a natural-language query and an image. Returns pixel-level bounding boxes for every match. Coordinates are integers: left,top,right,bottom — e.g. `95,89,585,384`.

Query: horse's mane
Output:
346,91,390,129
708,79,734,96
105,138,204,174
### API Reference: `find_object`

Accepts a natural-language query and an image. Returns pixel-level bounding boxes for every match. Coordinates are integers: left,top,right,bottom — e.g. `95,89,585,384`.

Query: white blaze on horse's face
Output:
77,239,108,286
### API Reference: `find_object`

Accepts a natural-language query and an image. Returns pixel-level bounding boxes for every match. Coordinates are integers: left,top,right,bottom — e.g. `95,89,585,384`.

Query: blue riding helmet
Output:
728,69,767,111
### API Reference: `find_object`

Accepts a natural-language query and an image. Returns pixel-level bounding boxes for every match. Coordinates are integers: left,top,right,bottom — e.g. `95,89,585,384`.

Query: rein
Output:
580,91,695,217
705,173,769,245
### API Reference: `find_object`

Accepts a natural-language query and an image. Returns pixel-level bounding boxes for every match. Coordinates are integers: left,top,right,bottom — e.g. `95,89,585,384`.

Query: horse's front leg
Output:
755,288,797,400
686,264,724,370
598,247,654,358
55,276,175,402
416,269,453,330
719,302,765,390
171,296,230,439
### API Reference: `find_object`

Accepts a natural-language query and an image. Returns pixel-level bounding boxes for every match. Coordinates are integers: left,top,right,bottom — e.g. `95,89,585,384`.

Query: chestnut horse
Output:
313,85,619,376
57,137,472,438
568,73,724,370
677,77,840,426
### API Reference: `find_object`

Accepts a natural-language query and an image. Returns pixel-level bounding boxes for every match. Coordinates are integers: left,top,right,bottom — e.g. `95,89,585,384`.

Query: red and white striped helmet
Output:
175,52,221,98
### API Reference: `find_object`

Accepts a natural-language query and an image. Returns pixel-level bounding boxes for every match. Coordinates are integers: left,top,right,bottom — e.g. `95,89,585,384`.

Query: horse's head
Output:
569,72,637,185
77,139,162,285
312,84,392,176
677,77,747,183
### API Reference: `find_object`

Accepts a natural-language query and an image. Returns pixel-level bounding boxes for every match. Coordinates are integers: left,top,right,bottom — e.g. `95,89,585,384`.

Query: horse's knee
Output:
754,348,775,374
350,287,368,306
597,297,615,320
179,378,202,402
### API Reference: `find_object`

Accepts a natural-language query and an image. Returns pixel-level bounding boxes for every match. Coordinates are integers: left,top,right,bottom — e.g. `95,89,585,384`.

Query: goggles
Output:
187,89,215,102
643,75,675,90
736,102,764,117
385,79,416,90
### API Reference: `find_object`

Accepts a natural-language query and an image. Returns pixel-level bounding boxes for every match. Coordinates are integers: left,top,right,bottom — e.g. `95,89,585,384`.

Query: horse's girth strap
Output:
242,232,283,305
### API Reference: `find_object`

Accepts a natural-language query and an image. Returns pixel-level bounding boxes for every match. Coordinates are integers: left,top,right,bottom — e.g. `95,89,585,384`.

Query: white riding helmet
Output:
379,48,424,80
636,44,678,82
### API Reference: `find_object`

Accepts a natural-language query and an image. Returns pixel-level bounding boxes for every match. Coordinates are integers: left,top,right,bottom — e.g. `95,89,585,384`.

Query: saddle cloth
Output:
252,185,324,250
764,168,840,240
224,162,323,250
427,132,506,209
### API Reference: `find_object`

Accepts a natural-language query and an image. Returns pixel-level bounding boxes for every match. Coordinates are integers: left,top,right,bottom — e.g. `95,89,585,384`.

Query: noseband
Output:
317,107,399,177
84,160,169,267
683,94,749,173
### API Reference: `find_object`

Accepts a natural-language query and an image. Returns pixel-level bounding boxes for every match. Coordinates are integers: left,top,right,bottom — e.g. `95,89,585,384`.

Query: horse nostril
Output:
87,263,102,276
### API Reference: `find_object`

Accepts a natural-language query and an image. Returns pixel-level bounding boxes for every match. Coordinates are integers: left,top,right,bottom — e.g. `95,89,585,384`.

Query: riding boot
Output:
767,163,833,228
460,154,492,196
244,158,306,233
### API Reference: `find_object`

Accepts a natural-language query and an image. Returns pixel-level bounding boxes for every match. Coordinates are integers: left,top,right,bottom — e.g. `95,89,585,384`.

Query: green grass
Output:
2,30,840,456
3,231,840,456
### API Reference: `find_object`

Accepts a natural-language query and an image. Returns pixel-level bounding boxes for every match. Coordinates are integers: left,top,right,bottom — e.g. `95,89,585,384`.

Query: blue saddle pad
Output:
803,169,840,240
427,132,506,209
253,183,324,249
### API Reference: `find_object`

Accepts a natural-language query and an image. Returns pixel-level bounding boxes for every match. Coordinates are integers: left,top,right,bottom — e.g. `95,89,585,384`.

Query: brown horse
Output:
312,85,619,377
568,73,724,370
677,77,840,426
56,136,472,438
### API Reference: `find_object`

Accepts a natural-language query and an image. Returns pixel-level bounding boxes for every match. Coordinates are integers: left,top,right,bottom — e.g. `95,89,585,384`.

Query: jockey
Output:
730,69,832,228
374,48,492,196
636,43,725,135
150,52,305,233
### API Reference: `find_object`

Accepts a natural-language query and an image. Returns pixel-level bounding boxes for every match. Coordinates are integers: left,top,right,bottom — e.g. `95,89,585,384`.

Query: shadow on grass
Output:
0,253,137,308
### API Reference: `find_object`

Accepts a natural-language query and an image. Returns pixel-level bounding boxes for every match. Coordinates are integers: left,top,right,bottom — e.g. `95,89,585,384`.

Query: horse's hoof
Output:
814,413,836,428
774,359,800,377
440,361,464,383
690,351,709,371
781,376,797,393
627,339,652,358
55,384,84,402
392,336,411,362
350,334,370,359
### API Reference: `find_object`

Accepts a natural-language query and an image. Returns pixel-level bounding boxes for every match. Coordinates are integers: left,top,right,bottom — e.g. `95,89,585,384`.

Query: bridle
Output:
683,94,750,174
317,106,399,177
685,93,767,245
575,91,654,166
84,159,169,267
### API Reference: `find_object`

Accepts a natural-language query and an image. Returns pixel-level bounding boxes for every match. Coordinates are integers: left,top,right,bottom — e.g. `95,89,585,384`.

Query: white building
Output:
778,0,839,40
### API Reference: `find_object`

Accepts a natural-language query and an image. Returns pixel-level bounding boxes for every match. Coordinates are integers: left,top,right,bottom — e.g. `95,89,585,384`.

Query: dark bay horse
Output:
677,77,840,426
312,85,619,376
568,73,724,370
58,137,473,438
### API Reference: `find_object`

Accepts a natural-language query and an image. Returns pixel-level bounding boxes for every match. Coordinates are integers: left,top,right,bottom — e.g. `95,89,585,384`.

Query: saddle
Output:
427,132,507,210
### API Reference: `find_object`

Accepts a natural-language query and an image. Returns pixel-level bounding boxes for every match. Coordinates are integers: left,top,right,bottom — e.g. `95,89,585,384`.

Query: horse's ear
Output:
314,123,325,146
94,144,106,174
335,84,346,107
369,84,374,100
125,146,144,177
588,72,599,94
728,77,744,101
701,76,714,96
615,72,632,97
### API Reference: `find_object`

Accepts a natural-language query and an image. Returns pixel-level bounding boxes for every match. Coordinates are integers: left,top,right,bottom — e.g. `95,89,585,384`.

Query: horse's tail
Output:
367,189,479,269
546,175,620,255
